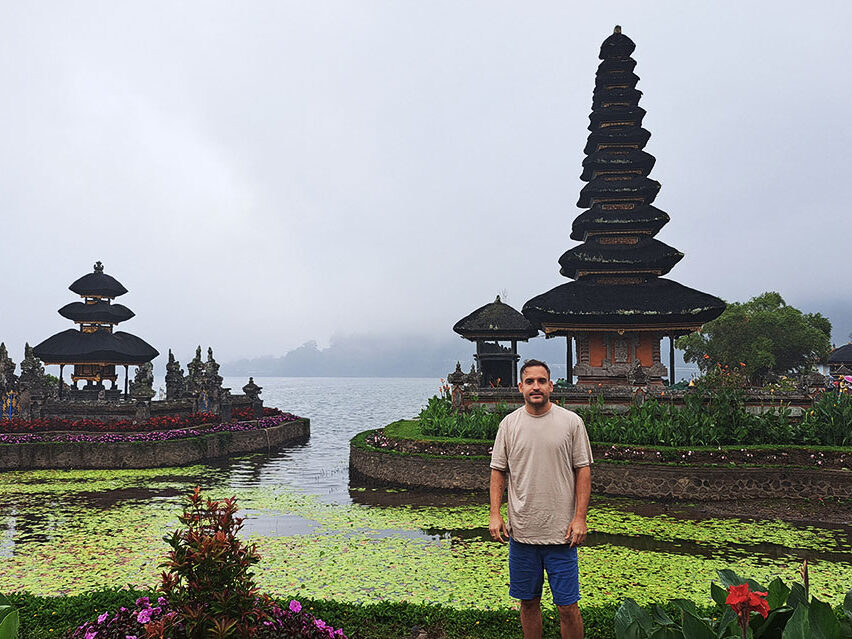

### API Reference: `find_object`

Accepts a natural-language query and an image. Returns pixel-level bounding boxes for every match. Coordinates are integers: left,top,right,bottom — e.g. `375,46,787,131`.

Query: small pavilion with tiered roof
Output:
523,27,725,386
33,261,159,398
453,296,538,387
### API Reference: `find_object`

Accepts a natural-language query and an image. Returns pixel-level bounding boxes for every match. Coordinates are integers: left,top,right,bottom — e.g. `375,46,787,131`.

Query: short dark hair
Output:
519,359,550,380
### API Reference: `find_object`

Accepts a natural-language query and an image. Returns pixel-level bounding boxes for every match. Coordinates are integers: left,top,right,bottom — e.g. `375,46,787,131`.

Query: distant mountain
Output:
221,332,704,380
223,334,474,378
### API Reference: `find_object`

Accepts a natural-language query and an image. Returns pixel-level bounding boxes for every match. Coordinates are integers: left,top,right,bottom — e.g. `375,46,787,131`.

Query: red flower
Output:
726,583,770,636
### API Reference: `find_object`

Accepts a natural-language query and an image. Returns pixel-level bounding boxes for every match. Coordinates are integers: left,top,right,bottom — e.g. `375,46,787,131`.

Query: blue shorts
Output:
508,538,580,606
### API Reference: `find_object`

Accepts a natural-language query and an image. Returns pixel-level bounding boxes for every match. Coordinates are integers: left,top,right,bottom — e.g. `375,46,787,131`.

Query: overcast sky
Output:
2,1,851,366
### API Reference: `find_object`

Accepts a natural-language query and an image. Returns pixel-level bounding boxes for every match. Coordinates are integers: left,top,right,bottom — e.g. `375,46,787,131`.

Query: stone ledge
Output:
0,418,310,470
349,438,852,499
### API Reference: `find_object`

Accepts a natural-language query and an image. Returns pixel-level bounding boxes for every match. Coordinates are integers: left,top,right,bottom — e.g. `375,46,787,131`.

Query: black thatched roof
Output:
571,204,669,241
828,343,852,364
581,148,655,181
69,262,128,298
558,238,683,279
588,106,646,131
58,301,135,324
453,296,538,340
578,175,660,208
33,329,158,365
584,126,651,156
599,26,636,59
523,278,726,330
592,87,642,111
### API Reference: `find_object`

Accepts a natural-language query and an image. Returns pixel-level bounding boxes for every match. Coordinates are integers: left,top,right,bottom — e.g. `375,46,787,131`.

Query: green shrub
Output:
418,395,506,440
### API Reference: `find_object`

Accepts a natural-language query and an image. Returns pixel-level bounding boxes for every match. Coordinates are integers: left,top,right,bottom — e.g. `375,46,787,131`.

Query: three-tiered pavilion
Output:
33,261,159,398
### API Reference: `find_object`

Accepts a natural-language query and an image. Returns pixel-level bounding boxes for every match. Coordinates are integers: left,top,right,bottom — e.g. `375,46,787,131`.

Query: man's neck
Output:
524,401,552,416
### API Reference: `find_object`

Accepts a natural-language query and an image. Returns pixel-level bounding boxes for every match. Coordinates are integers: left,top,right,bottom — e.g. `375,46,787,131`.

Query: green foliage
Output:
799,391,852,446
418,395,506,439
580,387,850,447
0,593,19,639
614,569,852,639
676,292,832,382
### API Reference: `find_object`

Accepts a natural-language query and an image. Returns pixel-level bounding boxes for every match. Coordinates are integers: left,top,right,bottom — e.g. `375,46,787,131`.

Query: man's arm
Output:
489,468,508,543
565,465,591,547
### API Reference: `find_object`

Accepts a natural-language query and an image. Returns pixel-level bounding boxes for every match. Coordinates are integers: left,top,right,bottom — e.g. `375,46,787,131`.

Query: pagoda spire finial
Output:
94,261,104,273
614,25,621,34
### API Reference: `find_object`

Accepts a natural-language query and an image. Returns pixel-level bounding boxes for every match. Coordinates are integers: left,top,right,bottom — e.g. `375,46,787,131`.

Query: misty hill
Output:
222,333,597,379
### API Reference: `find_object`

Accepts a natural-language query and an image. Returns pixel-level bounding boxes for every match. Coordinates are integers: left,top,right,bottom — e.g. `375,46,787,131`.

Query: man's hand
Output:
489,513,508,543
565,517,588,547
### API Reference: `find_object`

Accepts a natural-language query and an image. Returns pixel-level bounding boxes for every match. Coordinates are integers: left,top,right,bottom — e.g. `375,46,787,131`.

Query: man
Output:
489,359,592,639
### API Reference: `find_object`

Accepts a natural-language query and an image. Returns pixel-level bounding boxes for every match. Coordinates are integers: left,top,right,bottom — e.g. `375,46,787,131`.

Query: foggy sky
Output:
3,1,851,368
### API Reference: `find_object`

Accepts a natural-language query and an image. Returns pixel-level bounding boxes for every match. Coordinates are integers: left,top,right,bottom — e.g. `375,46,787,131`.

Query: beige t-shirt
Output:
490,404,593,544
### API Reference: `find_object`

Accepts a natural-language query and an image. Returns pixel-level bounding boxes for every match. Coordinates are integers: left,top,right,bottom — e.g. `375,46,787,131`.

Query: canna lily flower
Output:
726,583,769,638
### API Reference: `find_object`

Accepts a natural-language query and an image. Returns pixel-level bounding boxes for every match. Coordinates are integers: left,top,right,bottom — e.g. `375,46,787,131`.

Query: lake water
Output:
1,377,850,608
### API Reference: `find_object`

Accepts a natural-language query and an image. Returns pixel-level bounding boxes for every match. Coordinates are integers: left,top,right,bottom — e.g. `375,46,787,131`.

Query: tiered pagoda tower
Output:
33,261,159,398
523,27,725,386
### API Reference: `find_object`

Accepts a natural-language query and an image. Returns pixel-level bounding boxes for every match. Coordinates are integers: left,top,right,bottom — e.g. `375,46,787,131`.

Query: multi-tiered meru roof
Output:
523,27,725,335
33,262,158,369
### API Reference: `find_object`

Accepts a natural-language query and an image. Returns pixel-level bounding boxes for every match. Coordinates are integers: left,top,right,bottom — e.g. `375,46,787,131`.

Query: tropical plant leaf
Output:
717,569,745,588
715,607,738,639
809,596,841,639
681,611,715,639
671,598,701,618
767,577,791,610
787,583,808,611
651,604,675,627
616,599,654,637
844,590,852,623
617,619,647,639
782,605,809,639
711,582,728,607
649,626,683,639
0,609,18,639
754,607,794,639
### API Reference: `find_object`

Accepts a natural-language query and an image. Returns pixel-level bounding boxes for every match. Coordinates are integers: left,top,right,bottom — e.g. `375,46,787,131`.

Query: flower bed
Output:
0,412,221,434
0,413,300,445
230,405,282,421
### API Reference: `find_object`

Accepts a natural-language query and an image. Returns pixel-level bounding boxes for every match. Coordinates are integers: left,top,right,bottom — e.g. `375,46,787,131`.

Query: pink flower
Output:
314,619,328,631
84,630,97,639
289,600,302,614
97,613,109,624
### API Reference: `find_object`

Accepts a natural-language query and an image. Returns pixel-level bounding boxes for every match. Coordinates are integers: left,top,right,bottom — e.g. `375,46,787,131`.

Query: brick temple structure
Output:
523,27,725,386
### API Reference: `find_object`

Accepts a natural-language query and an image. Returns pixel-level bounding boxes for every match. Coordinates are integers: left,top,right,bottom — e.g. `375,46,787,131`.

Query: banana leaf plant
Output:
614,569,852,639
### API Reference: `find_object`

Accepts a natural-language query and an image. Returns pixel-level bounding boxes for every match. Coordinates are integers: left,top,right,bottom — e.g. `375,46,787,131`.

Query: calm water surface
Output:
222,376,440,503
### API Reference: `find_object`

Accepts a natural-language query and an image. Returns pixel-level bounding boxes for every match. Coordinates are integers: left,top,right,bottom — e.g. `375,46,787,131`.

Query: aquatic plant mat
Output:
2,465,851,618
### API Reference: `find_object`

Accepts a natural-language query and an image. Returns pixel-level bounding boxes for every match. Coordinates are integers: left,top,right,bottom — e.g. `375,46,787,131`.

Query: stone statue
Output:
186,346,205,395
204,347,223,394
19,343,49,397
626,359,649,386
0,343,18,397
130,362,155,398
165,349,186,400
242,377,262,401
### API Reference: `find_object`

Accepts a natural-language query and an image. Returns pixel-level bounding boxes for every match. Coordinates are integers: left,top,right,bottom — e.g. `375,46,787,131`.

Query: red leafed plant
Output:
725,583,770,639
150,486,271,639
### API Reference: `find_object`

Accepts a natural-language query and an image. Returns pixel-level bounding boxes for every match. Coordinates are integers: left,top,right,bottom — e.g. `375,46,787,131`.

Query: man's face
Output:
518,365,553,408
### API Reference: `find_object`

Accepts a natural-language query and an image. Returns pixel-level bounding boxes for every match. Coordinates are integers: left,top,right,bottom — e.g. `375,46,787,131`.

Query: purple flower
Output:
314,619,328,631
84,630,97,639
126,636,138,639
97,612,109,624
136,609,152,624
289,600,302,614
135,597,150,608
